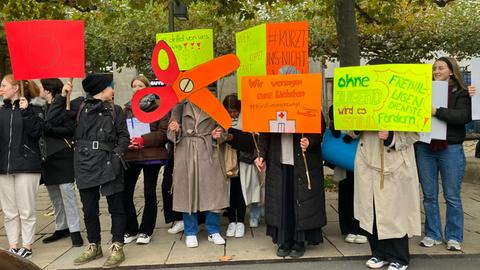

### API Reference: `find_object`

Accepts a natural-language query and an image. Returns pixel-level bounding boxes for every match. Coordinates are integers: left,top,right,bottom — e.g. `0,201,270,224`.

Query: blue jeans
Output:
183,212,220,236
415,143,465,242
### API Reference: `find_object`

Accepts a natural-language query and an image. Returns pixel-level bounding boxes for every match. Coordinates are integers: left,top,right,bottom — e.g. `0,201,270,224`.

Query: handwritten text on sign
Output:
156,29,213,71
242,73,322,133
333,64,432,132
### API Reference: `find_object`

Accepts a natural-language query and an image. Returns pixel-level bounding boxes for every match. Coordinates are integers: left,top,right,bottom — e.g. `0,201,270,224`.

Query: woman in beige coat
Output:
354,131,421,270
167,100,229,248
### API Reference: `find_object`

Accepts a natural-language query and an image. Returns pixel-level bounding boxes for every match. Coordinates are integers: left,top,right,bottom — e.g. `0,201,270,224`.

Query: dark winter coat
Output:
258,130,327,231
435,87,472,144
0,99,43,174
123,103,169,162
40,97,76,185
48,94,130,196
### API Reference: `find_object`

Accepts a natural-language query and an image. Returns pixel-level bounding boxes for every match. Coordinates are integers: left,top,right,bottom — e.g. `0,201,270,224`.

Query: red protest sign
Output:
5,20,85,80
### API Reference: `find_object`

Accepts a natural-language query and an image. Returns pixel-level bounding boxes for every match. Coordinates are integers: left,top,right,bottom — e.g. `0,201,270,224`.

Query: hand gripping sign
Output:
132,40,240,129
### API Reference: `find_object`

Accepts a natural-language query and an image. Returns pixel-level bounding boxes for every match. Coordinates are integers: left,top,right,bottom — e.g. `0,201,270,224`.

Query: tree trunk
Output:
334,0,360,67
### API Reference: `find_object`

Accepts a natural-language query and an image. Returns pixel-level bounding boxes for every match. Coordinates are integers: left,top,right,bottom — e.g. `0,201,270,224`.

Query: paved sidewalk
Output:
1,169,480,269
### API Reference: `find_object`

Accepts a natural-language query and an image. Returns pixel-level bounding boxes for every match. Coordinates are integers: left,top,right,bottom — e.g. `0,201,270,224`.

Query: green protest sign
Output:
156,29,213,71
333,64,432,132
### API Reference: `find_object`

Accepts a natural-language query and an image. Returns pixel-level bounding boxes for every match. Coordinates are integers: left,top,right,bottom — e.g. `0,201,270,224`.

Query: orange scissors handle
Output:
173,54,240,99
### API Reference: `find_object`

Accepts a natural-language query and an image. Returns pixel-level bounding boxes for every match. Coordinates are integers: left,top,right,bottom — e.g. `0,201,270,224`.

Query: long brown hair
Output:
3,74,40,101
435,57,466,90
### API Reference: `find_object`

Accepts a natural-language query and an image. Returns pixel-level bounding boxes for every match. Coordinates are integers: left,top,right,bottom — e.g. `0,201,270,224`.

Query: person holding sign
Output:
168,100,229,248
39,79,84,247
351,59,421,270
254,120,326,258
0,75,43,259
122,75,169,245
415,57,476,252
48,74,130,268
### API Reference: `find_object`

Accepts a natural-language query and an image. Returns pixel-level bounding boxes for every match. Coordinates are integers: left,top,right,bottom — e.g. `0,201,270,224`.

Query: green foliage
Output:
1,0,480,76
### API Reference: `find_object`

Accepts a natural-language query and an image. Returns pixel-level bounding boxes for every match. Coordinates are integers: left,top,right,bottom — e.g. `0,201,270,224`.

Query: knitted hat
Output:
40,78,64,96
82,73,113,96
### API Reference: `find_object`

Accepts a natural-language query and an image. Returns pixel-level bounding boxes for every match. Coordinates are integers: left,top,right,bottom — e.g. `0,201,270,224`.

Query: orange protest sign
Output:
266,22,309,75
241,73,322,133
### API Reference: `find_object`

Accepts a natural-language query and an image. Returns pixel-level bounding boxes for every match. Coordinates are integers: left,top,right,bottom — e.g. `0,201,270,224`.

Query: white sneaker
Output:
168,221,184,234
446,240,462,251
136,233,151,244
387,262,408,270
345,234,356,243
124,233,138,244
354,234,368,244
235,223,245,238
208,233,226,245
226,222,236,237
185,235,198,248
419,236,442,247
366,257,389,269
249,218,259,228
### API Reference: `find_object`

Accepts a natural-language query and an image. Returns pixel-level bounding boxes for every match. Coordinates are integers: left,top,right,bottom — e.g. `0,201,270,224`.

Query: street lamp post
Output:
168,0,188,32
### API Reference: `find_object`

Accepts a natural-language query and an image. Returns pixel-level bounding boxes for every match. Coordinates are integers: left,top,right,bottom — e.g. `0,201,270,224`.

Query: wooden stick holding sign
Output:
301,133,312,190
66,78,73,110
20,80,24,97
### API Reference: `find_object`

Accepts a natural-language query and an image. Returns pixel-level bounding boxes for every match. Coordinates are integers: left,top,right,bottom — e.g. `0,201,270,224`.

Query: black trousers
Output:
161,158,183,224
227,176,246,223
366,209,410,265
124,162,161,236
80,186,125,244
338,171,362,235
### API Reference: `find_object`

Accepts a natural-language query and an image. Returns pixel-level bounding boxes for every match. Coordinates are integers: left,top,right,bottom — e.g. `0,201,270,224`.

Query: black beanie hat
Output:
40,78,64,96
82,73,113,96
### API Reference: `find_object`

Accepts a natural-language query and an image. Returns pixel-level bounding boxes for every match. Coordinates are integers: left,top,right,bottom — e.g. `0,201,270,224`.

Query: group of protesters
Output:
0,56,476,270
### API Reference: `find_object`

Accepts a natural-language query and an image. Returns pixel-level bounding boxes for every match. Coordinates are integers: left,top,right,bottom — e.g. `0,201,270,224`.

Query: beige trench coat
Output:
167,101,229,213
354,131,421,240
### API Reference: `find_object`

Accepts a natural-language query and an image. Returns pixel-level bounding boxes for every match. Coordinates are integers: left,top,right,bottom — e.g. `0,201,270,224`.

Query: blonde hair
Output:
131,75,150,88
3,74,40,101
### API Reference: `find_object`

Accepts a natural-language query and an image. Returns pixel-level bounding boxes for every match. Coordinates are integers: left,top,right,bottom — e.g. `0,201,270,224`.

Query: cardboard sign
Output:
5,20,85,80
471,59,480,120
419,81,448,143
241,73,322,133
333,64,432,132
156,29,213,71
236,21,309,99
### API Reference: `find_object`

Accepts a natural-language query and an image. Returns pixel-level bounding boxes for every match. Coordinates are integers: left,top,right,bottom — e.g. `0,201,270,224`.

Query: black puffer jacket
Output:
0,99,43,174
435,88,472,144
48,95,130,196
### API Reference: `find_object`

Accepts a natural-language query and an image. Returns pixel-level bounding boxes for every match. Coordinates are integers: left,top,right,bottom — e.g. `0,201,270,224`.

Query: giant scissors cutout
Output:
132,40,240,129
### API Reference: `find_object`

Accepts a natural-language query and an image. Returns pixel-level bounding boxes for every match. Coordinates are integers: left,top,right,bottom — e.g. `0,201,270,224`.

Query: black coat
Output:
258,131,327,231
0,99,43,174
48,95,130,196
41,99,76,185
435,88,472,144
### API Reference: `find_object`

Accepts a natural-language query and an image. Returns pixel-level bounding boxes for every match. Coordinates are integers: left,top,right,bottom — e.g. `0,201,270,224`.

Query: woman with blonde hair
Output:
0,75,43,258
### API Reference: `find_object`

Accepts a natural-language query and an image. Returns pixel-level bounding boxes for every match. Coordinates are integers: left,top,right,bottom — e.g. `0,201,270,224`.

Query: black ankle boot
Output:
276,242,292,257
289,241,305,258
42,228,70,243
70,231,84,247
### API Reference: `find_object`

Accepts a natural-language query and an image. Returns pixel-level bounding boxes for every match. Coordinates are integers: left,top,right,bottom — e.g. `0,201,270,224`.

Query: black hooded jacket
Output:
0,99,43,174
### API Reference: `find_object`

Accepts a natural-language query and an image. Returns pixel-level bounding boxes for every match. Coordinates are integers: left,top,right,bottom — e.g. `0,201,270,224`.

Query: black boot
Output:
289,241,305,258
70,231,84,247
42,228,70,243
276,242,292,257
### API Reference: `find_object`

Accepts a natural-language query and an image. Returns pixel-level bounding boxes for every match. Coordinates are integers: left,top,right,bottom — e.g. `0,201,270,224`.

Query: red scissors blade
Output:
131,86,178,123
151,40,180,85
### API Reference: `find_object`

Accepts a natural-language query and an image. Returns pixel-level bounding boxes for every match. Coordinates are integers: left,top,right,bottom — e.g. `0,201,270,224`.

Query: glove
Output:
343,134,354,144
129,137,144,149
331,129,341,138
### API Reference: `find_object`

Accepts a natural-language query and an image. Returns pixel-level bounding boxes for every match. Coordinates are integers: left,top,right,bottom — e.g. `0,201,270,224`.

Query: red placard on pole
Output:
5,20,85,80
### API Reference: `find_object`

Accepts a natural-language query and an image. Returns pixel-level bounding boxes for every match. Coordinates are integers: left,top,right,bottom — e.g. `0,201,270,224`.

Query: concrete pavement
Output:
1,153,480,269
